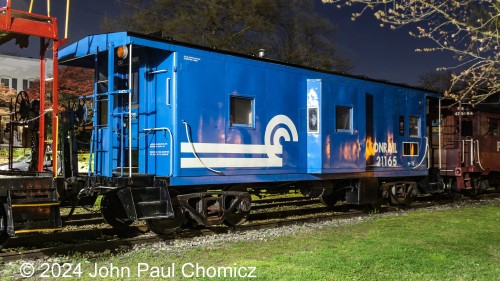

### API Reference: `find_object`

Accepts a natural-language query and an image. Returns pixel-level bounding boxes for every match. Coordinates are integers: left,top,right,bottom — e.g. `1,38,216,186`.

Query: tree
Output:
0,84,16,115
28,66,94,109
418,71,453,93
270,1,352,71
104,0,352,72
56,66,94,106
322,0,499,105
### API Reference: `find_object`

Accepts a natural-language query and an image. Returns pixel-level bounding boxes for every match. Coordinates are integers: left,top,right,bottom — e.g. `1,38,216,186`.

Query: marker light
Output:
117,46,128,59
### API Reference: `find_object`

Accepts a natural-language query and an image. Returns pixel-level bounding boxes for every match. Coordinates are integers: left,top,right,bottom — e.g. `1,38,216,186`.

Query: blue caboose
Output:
59,32,439,233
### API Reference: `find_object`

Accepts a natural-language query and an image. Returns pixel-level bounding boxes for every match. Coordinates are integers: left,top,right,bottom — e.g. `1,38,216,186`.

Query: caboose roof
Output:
59,31,441,98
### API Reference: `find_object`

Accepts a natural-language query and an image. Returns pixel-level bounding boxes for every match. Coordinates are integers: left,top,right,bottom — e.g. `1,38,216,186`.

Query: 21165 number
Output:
376,156,397,167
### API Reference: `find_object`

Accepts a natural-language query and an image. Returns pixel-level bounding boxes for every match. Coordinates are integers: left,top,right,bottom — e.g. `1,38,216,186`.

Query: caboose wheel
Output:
445,178,462,201
0,205,9,249
319,189,345,207
388,183,416,206
223,186,251,227
464,188,480,197
101,192,133,228
223,202,251,227
146,205,185,235
147,190,185,235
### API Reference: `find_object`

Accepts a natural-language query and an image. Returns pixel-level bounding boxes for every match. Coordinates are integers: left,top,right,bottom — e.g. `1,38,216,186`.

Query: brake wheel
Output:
14,91,30,121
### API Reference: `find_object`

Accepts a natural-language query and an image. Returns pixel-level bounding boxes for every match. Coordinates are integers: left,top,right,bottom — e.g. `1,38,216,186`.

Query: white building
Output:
0,54,53,93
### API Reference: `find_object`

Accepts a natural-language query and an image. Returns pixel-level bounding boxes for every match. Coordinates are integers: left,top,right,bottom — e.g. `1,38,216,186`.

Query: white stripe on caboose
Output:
180,142,282,155
180,157,282,168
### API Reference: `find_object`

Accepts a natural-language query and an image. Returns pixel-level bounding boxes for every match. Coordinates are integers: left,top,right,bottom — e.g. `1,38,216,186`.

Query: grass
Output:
1,200,499,280
0,148,30,164
0,148,92,171
179,203,500,281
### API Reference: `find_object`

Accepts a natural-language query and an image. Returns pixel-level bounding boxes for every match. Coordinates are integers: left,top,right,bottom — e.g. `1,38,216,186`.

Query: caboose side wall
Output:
168,44,431,186
476,111,500,172
58,32,434,187
311,80,428,175
173,49,306,180
437,105,500,175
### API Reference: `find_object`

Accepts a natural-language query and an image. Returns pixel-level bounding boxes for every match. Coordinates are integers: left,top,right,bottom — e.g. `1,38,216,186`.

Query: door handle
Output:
166,78,171,106
148,69,168,75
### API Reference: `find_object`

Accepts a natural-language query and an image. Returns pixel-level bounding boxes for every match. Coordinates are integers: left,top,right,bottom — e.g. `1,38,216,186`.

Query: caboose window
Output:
461,120,473,136
132,70,139,104
487,118,498,136
409,116,420,137
336,106,352,132
230,96,253,127
399,116,405,136
403,142,419,156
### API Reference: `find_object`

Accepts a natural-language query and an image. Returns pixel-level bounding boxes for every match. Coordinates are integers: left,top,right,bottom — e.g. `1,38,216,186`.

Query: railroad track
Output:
62,197,321,227
1,192,498,262
0,197,329,252
0,210,363,263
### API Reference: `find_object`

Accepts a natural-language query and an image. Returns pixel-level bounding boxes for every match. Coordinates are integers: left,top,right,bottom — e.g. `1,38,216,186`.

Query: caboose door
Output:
140,49,175,176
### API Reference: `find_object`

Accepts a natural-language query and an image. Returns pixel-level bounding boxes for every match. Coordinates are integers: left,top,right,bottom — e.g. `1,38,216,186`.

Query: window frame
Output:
22,79,34,91
229,95,255,128
403,142,419,156
11,78,17,91
487,118,499,136
399,116,405,136
409,116,420,138
0,77,10,88
335,105,353,133
308,107,319,133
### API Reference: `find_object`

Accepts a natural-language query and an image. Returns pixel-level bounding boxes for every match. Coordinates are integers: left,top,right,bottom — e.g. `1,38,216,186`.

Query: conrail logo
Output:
373,141,398,154
181,115,298,169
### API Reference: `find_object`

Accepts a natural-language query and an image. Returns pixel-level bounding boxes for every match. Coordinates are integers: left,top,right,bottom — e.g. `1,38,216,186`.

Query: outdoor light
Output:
116,45,128,59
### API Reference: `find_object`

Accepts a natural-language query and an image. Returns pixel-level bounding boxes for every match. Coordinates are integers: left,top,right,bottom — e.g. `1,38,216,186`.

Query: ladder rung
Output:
139,216,173,220
109,90,131,95
15,228,64,234
12,202,60,208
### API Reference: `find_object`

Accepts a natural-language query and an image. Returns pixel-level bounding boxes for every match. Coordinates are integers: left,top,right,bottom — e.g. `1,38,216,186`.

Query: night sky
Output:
0,0,457,87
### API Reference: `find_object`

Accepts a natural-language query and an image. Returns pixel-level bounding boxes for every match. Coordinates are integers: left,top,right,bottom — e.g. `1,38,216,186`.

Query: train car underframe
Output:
83,175,252,234
300,176,426,207
87,173,432,235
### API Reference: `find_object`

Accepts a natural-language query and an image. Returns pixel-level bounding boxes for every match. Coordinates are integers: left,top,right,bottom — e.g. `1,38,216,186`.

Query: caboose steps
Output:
113,186,175,221
135,201,173,220
9,202,63,235
0,176,63,238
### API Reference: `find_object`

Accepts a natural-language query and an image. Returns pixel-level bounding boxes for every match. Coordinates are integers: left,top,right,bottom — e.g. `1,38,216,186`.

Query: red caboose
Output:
436,101,500,193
